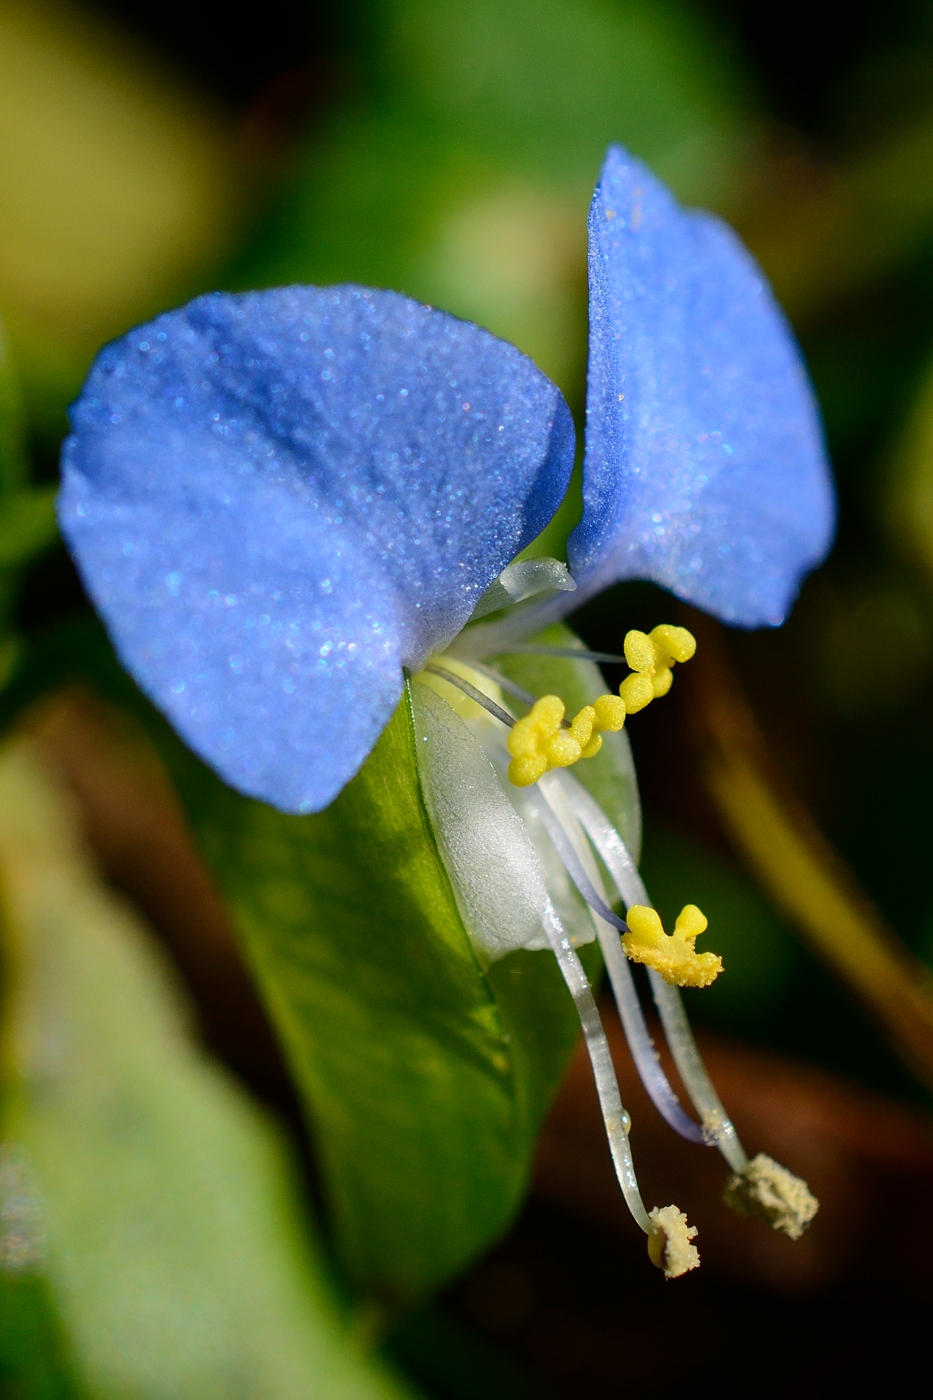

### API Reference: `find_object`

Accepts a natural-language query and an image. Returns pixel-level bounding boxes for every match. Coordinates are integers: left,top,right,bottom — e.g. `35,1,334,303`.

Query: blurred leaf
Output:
884,356,933,588
1,616,590,1309
377,0,748,195
0,320,27,497
0,487,58,571
236,0,752,395
0,0,241,436
743,113,933,323
0,739,414,1399
0,1267,85,1400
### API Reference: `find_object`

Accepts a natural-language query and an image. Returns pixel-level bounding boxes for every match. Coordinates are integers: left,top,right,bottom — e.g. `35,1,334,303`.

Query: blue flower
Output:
58,145,832,1274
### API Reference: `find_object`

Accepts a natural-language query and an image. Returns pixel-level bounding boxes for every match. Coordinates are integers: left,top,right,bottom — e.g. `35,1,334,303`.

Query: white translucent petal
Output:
409,678,549,958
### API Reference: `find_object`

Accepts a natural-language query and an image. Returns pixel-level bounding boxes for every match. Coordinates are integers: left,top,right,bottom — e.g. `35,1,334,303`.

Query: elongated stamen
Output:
555,770,747,1170
423,664,517,728
426,661,741,1157
539,897,650,1232
537,774,706,1145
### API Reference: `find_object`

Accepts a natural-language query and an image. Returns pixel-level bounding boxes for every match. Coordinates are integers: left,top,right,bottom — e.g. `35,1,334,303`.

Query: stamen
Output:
623,905,723,988
540,898,700,1272
422,687,703,1266
554,771,748,1168
537,774,707,1145
529,786,628,934
423,664,516,729
538,898,652,1233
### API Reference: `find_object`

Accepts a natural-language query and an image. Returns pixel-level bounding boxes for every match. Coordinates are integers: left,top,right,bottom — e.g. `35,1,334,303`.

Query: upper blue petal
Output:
59,285,574,812
568,146,835,627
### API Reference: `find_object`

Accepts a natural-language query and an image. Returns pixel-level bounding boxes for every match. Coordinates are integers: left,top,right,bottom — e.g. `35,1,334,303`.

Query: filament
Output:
555,770,748,1170
539,897,651,1232
493,643,626,665
422,664,517,728
463,660,539,709
537,775,706,1144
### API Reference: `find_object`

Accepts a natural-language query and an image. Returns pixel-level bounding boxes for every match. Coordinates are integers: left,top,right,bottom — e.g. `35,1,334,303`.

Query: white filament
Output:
539,897,650,1233
555,770,748,1172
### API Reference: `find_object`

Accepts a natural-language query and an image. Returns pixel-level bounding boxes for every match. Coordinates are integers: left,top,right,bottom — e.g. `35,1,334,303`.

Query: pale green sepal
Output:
0,741,413,1400
493,622,642,861
411,676,552,957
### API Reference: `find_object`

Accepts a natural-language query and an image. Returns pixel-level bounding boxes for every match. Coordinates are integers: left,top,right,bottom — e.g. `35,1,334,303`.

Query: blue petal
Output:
569,146,835,627
59,285,574,812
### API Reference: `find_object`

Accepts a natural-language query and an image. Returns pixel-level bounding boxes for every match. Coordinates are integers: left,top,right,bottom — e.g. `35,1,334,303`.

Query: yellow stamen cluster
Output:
507,692,627,787
505,622,695,788
622,904,723,988
619,624,696,714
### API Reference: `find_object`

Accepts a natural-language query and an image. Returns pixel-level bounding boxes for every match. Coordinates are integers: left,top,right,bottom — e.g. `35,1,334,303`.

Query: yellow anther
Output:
569,705,595,750
618,624,696,714
592,693,626,732
509,753,548,786
508,695,566,785
619,672,655,713
623,630,658,674
507,690,630,786
622,903,723,988
651,623,697,666
543,729,582,768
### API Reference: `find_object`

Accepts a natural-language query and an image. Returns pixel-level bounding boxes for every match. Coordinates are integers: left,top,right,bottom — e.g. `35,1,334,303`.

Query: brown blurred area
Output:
21,683,933,1395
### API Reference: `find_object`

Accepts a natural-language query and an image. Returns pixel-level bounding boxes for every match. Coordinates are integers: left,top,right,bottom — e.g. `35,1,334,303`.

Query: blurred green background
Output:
4,0,933,1394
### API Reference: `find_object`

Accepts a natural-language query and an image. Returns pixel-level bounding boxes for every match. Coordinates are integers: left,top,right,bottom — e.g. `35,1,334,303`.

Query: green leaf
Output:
0,739,415,1399
234,0,751,396
0,1268,86,1400
152,690,583,1308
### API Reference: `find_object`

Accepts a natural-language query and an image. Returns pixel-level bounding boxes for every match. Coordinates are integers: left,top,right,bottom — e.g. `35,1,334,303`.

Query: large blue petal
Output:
568,146,835,627
59,285,574,812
